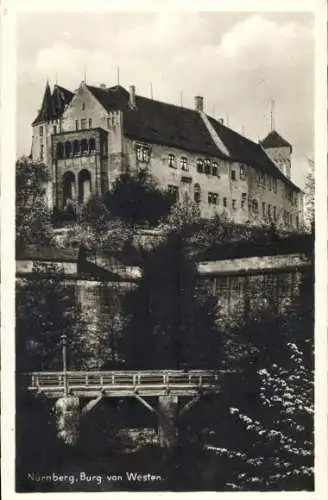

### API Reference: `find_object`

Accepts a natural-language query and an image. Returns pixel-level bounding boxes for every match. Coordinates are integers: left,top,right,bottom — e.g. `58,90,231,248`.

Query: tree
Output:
120,227,222,369
16,263,90,373
16,156,54,251
104,171,175,227
203,265,314,491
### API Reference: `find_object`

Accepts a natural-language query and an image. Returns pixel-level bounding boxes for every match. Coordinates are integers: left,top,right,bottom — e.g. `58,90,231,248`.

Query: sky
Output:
17,11,314,189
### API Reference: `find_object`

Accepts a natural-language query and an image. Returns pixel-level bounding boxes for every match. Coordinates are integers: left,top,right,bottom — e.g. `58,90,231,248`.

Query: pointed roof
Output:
260,130,292,150
52,84,74,120
32,82,74,125
32,82,54,125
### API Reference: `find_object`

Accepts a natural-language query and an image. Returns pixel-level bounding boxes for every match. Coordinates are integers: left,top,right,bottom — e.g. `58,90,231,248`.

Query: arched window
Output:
180,156,188,171
65,141,72,158
73,140,80,156
81,139,88,155
89,137,96,153
252,199,259,214
168,153,176,168
62,171,76,206
78,169,92,203
194,183,201,203
56,142,64,159
196,159,204,173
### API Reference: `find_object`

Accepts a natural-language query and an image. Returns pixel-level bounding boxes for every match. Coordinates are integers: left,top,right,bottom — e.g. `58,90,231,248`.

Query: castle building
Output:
31,81,304,230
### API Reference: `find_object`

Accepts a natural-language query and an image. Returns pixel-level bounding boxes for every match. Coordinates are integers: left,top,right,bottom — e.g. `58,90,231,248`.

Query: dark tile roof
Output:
86,84,130,111
208,118,300,191
123,96,226,158
260,130,292,150
32,83,74,126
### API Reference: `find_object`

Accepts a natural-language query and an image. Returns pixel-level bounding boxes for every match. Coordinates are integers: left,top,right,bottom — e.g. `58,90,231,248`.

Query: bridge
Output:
25,370,225,448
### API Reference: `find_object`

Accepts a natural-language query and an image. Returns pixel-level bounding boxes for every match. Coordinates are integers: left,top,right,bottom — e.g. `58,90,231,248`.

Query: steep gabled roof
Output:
52,84,74,119
260,130,292,150
32,83,74,126
86,84,129,111
32,82,54,125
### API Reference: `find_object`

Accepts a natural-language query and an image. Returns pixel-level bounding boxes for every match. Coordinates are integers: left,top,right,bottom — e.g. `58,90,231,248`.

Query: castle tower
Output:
260,130,292,179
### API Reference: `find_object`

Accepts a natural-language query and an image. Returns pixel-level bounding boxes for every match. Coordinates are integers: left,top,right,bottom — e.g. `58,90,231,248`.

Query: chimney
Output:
100,83,106,89
129,85,136,108
218,118,224,124
194,95,204,112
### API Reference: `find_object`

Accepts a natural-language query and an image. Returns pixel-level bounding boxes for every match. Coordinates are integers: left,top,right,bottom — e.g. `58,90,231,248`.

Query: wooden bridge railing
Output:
26,370,223,396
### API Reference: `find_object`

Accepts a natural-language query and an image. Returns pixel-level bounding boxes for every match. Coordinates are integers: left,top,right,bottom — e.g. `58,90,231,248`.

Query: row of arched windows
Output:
56,138,97,159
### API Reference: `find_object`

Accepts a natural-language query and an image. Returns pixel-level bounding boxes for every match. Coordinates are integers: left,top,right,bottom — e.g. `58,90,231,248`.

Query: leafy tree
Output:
104,171,175,227
16,263,90,373
203,265,314,491
16,156,54,251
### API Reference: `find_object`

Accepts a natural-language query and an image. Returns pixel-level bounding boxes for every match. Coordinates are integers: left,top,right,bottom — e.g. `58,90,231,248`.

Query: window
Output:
204,159,211,175
262,202,266,217
268,176,272,191
82,102,85,110
194,183,201,203
40,144,44,161
39,126,43,137
75,120,79,131
241,193,247,209
296,215,299,229
240,165,246,180
223,197,227,208
232,199,237,211
136,144,150,163
65,141,72,157
89,137,96,153
180,156,188,171
208,192,218,205
88,118,92,129
168,153,176,168
73,140,80,155
197,159,204,173
53,125,57,135
268,204,272,219
258,172,265,187
56,142,63,159
252,199,259,214
273,178,277,193
81,118,87,130
212,162,218,176
273,206,277,221
81,138,88,155
231,170,236,181
168,185,179,201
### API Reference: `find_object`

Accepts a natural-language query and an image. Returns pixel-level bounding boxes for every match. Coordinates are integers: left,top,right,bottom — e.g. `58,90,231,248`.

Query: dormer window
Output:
168,153,176,168
136,143,150,163
180,156,188,171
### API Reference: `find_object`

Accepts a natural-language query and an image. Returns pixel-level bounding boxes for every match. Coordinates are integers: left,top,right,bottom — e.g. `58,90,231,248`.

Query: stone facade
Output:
31,81,304,230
